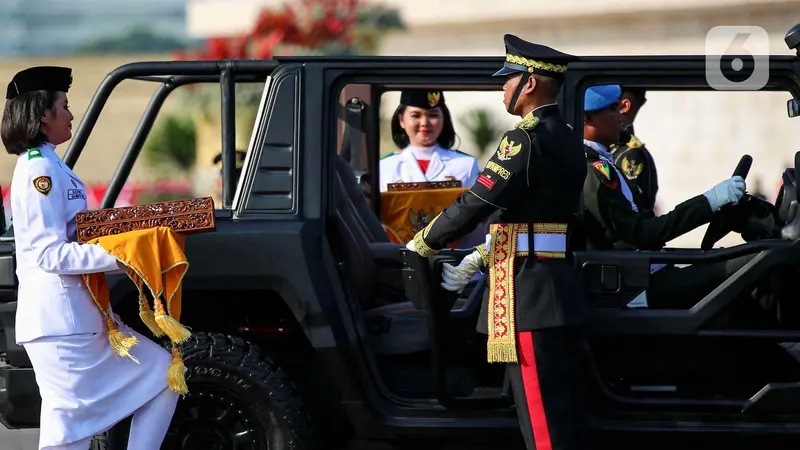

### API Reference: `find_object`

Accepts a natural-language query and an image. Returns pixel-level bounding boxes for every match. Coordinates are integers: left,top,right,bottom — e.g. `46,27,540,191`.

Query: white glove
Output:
441,250,482,293
703,176,746,212
406,239,417,253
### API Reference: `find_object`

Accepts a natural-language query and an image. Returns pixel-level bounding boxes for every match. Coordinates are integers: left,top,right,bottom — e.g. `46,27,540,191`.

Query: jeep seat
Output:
331,167,482,355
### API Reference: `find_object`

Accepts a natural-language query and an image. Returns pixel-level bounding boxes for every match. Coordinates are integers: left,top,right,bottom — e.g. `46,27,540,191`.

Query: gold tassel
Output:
167,345,188,395
105,317,139,363
138,292,165,337
487,340,518,364
153,298,192,343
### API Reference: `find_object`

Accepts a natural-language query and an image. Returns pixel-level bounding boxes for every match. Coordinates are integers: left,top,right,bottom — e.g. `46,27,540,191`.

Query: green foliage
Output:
460,108,504,159
142,114,197,174
74,26,186,55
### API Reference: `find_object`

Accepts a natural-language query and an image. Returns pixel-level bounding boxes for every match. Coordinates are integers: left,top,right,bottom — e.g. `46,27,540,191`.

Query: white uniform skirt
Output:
23,323,172,449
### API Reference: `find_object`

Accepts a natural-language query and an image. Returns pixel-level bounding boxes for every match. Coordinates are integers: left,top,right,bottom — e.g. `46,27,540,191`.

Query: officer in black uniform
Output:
407,34,589,450
581,84,753,309
611,87,659,212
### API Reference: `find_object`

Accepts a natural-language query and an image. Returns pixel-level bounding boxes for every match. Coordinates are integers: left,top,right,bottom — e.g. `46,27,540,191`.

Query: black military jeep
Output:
3,24,800,450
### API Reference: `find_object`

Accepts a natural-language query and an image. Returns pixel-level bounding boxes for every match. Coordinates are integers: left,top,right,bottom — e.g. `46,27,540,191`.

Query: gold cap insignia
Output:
427,91,441,108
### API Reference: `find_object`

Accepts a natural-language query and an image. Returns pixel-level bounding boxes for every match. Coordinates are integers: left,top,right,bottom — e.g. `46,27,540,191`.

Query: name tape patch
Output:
67,189,86,200
485,161,511,180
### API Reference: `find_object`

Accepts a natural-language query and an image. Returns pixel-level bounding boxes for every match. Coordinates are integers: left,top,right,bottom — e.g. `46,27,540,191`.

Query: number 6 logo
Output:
705,26,770,91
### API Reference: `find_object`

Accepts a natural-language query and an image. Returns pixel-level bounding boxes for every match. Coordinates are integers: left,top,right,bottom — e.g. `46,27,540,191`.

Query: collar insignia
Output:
515,112,540,131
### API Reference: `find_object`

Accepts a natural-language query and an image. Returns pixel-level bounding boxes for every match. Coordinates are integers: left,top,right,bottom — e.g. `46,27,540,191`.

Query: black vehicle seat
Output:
335,155,388,243
331,168,483,355
362,275,486,355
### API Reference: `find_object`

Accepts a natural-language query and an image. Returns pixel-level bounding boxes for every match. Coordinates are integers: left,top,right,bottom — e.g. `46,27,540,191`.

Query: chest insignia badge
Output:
33,175,52,196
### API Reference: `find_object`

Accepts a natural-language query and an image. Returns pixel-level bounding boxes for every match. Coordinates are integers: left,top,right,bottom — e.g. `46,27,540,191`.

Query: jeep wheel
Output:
96,332,315,450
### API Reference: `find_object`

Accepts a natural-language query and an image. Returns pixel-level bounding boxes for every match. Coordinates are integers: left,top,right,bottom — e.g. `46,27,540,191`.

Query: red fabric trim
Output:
417,159,431,174
518,331,553,450
477,174,495,189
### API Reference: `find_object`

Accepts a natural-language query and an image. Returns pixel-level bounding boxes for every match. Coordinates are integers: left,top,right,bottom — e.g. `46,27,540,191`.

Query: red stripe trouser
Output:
506,327,589,450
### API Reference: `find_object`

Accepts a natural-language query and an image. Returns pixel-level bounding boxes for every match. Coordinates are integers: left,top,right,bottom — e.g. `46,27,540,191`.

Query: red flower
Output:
172,0,369,62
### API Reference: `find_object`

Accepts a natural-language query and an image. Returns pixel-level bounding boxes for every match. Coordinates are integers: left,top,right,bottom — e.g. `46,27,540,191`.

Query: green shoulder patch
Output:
380,151,401,160
515,113,540,131
451,149,476,159
27,148,43,160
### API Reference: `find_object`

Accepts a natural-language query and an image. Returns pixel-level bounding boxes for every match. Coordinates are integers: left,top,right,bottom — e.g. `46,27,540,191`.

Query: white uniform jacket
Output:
379,145,481,192
11,143,120,344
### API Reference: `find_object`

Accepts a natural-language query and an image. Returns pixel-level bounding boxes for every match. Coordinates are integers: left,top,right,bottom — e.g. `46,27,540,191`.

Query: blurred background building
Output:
0,0,187,57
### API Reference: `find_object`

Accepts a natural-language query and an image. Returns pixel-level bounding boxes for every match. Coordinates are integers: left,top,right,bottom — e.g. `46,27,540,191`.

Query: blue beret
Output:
584,85,622,112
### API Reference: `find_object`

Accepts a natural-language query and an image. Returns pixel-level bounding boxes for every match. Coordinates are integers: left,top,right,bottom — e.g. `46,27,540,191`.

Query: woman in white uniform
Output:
2,66,178,450
379,89,481,191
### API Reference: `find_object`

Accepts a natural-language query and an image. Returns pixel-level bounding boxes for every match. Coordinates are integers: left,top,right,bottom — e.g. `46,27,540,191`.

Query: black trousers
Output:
506,326,588,450
647,255,755,309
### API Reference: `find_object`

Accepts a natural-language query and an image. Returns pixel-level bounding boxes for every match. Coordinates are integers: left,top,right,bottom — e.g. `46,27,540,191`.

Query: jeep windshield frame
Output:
61,60,279,212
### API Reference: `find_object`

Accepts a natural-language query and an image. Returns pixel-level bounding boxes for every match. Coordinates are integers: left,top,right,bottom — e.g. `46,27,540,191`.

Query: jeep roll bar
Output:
62,60,280,210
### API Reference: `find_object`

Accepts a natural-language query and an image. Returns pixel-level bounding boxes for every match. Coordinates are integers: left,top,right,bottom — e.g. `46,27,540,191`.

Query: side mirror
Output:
788,99,800,118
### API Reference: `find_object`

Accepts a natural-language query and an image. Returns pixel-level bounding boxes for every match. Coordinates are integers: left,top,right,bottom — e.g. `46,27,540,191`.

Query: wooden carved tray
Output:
76,196,216,244
386,180,462,191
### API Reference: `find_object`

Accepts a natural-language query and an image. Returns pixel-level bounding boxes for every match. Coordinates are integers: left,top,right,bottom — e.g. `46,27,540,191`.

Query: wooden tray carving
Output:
386,180,462,191
76,196,216,243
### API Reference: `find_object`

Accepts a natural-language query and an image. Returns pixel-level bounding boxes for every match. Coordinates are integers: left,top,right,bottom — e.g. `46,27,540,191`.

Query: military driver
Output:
582,84,754,309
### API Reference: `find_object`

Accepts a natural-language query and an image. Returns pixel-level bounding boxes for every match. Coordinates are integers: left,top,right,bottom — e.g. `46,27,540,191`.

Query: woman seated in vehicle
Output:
379,89,480,191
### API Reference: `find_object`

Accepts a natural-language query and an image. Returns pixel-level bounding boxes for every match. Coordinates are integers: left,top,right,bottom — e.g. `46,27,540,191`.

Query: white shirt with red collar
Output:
378,144,480,192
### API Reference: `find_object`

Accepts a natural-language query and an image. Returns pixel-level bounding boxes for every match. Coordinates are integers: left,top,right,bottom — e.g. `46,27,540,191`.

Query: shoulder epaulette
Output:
627,135,645,149
27,148,43,160
379,151,400,160
515,114,540,131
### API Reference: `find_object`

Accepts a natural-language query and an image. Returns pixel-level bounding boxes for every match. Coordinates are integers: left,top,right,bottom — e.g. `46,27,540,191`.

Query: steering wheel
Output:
700,155,753,250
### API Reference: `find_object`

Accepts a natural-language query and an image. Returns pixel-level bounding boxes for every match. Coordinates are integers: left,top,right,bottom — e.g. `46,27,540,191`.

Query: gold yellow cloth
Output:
82,226,192,395
485,223,568,363
381,187,467,247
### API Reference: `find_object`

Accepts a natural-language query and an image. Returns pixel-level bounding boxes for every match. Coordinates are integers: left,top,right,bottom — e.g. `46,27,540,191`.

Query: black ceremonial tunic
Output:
611,134,659,212
414,104,588,332
582,145,713,250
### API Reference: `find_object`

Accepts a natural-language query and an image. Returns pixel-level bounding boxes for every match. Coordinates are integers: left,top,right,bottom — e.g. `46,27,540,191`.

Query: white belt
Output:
485,232,567,253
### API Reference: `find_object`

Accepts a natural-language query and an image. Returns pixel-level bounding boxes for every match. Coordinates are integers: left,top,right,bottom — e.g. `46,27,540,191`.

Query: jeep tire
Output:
93,332,316,449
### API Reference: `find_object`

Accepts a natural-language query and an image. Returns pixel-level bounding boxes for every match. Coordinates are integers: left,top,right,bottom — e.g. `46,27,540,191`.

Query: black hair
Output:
1,90,58,155
621,87,647,106
390,102,457,149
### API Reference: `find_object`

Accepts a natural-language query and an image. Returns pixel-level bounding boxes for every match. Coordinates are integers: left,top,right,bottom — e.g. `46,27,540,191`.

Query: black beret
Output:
493,34,577,79
399,89,445,109
6,66,72,100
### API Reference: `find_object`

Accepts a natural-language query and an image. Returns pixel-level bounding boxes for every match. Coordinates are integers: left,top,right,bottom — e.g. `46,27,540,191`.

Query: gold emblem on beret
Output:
427,91,441,107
